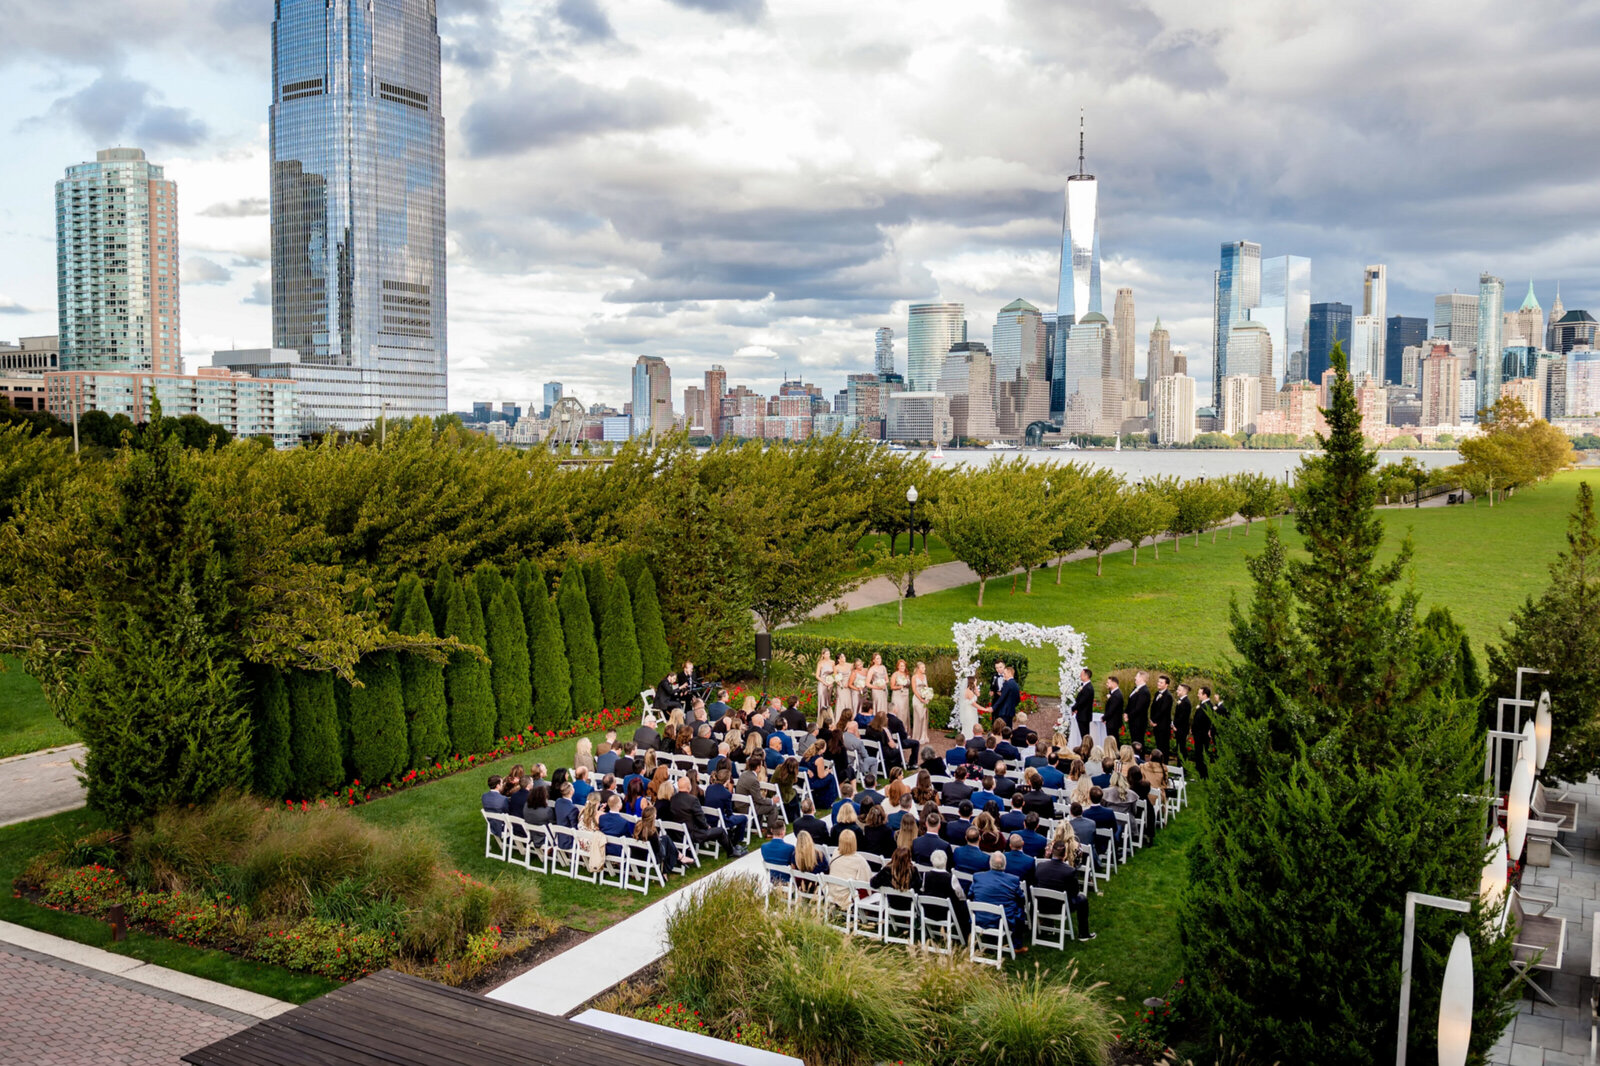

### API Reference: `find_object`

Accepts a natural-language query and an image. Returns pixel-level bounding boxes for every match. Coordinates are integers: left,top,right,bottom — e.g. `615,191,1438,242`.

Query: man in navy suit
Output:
989,663,1021,727
970,851,1028,944
999,794,1027,833
481,775,509,837
553,782,579,828
1015,813,1049,858
942,800,973,845
1072,667,1095,742
952,826,990,874
1003,835,1036,883
595,734,620,776
1034,840,1095,940
1083,787,1121,849
912,814,953,864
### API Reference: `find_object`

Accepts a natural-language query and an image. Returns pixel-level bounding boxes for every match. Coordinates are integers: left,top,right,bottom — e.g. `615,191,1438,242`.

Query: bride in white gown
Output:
954,676,982,737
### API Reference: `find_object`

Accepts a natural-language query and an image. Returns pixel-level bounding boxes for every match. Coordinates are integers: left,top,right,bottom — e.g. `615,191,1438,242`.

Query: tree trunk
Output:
1096,551,1104,576
1025,567,1033,594
977,577,987,606
1056,556,1065,584
1132,542,1140,565
897,595,904,626
1153,537,1161,560
1244,516,1252,535
1212,527,1219,544
889,531,897,557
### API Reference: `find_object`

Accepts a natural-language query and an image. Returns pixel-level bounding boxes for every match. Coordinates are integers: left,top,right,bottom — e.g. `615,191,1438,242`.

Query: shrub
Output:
389,573,450,769
43,864,128,912
754,930,915,1066
253,918,399,981
631,565,672,690
599,563,643,708
288,669,343,797
441,573,494,754
661,874,774,1015
349,652,407,786
486,585,533,739
944,967,1113,1066
251,668,294,799
559,562,603,715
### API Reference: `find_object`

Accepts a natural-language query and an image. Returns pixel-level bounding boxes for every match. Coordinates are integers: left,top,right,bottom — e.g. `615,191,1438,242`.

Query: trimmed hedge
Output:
772,634,1030,692
1106,660,1229,695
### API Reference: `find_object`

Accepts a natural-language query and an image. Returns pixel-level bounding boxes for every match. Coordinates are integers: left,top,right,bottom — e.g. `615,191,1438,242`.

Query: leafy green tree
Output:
1046,464,1114,583
1084,486,1136,576
526,577,574,733
440,573,494,754
348,651,407,785
473,562,506,619
1180,344,1514,1065
1457,395,1576,505
599,564,644,707
1485,482,1600,782
1205,477,1244,542
287,669,342,796
617,552,646,596
250,668,294,799
1232,472,1282,534
487,584,533,738
934,461,1049,606
559,561,604,714
389,573,449,768
873,544,932,626
1120,483,1175,564
631,565,672,687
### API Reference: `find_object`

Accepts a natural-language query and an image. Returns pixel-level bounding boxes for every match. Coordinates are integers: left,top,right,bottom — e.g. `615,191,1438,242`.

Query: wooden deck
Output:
182,970,732,1066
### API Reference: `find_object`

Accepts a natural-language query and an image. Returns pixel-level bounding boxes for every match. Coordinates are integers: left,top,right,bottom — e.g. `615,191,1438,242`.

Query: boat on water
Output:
886,442,908,451
985,441,1018,451
1052,440,1081,450
931,444,945,458
1114,435,1122,452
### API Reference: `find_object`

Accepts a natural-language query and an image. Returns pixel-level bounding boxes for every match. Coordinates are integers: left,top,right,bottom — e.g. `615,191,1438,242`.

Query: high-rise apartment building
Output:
1153,373,1196,445
1056,116,1101,327
1227,320,1274,400
1350,315,1383,381
630,355,671,440
938,342,999,441
268,0,448,426
1385,316,1428,385
1219,374,1262,436
703,365,727,439
1059,312,1120,436
1477,274,1505,407
991,299,1049,438
1544,355,1568,419
56,148,180,375
874,327,894,376
1419,345,1461,427
1249,255,1310,392
1145,319,1172,397
1307,302,1352,383
1505,282,1544,349
682,385,705,433
1570,350,1600,418
542,382,563,418
1212,240,1262,410
1433,292,1479,352
1112,288,1136,397
1550,310,1598,355
906,303,965,391
1362,265,1387,333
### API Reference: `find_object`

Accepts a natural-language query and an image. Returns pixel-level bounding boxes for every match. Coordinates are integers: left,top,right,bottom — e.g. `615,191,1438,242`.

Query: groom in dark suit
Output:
1150,674,1174,757
1071,668,1095,741
989,663,1021,727
1126,671,1151,749
1102,675,1125,743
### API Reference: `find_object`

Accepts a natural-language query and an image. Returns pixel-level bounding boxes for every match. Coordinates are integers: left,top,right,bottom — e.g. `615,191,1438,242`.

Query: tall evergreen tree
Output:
583,559,607,642
632,565,672,689
251,668,294,798
618,552,646,599
599,563,643,707
512,559,546,643
487,584,534,738
428,561,454,635
441,572,494,754
287,669,342,796
389,573,450,768
559,561,603,714
528,580,574,732
461,580,497,751
473,562,505,619
348,651,407,785
1179,345,1514,1065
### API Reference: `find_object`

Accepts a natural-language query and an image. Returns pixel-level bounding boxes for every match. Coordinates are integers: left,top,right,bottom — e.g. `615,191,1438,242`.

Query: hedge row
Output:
772,634,1031,692
1106,660,1230,695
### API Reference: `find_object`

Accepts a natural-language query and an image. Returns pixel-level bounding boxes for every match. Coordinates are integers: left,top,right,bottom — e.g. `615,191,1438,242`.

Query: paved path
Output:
0,745,87,827
0,922,292,1066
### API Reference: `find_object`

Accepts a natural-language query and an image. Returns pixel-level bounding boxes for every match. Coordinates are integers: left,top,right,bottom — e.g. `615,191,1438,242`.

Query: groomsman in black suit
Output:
1191,686,1214,778
1071,668,1095,742
1172,683,1193,762
1126,671,1151,748
1102,675,1125,743
1150,674,1174,757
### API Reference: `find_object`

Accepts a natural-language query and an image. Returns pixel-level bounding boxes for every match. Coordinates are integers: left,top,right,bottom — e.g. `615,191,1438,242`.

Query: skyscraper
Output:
937,342,999,441
1212,240,1262,410
1251,255,1311,391
1362,265,1387,331
1477,273,1505,407
1145,318,1172,397
991,299,1049,438
1433,293,1479,351
1419,345,1461,427
1350,316,1383,381
1385,316,1427,385
1307,302,1352,383
906,303,965,391
1505,282,1544,349
1547,285,1566,351
1154,373,1195,445
874,327,895,376
56,148,180,374
1059,313,1119,436
542,381,563,418
1056,114,1101,327
631,355,671,440
704,365,727,439
269,0,448,425
1112,288,1136,398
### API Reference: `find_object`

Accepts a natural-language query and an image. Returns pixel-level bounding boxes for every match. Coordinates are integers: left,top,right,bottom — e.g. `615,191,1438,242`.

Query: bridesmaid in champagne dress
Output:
850,659,869,716
868,653,889,717
889,659,911,731
815,648,834,719
833,657,852,720
910,662,933,745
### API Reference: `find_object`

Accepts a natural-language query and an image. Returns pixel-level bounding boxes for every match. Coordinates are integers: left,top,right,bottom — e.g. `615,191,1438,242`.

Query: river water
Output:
918,448,1460,481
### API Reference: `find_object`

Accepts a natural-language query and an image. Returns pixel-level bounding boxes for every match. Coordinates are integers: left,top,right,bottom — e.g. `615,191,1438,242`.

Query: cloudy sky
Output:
2,0,1597,412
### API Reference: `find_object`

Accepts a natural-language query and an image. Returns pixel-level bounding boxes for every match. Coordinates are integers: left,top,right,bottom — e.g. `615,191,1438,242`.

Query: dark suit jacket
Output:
911,833,952,865
668,792,718,841
1103,687,1125,731
1126,686,1151,734
1174,695,1193,744
941,781,976,807
941,818,971,845
998,810,1026,832
1151,690,1173,730
633,725,660,750
794,815,830,843
1033,858,1082,909
595,751,619,776
553,797,578,828
970,870,1025,925
1072,682,1094,725
991,678,1021,723
862,824,897,857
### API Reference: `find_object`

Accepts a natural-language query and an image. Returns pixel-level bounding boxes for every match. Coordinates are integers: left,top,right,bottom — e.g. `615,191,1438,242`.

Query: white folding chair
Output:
503,818,535,869
850,882,887,940
1030,886,1075,948
1095,829,1117,879
523,824,557,875
730,794,760,844
1169,765,1188,812
967,901,1016,967
764,863,795,909
879,888,918,946
660,820,700,868
791,870,827,914
623,838,665,895
482,810,510,861
861,739,887,779
1129,803,1148,850
599,836,630,890
1115,812,1135,861
567,829,602,884
1079,854,1099,896
639,689,657,714
701,809,732,857
815,873,855,930
953,870,975,896
917,896,963,954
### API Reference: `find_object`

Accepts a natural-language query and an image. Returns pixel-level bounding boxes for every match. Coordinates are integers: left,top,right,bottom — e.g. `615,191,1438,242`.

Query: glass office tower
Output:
906,303,965,392
269,0,447,425
1056,174,1102,328
1477,273,1504,408
1385,316,1428,385
1211,241,1261,410
1307,302,1352,383
1250,254,1310,392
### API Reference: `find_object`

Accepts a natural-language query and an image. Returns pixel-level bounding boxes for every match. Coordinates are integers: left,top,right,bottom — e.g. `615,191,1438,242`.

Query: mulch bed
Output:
458,924,593,994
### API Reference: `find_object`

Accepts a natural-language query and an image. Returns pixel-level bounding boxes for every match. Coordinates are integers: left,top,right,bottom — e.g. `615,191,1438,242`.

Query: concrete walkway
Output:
488,847,773,1016
0,744,87,827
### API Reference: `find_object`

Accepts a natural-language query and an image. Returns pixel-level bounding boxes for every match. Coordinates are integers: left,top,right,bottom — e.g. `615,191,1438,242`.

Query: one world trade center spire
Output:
1056,111,1101,327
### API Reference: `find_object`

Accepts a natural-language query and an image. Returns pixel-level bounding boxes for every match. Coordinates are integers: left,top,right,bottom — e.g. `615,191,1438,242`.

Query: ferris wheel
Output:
548,396,586,446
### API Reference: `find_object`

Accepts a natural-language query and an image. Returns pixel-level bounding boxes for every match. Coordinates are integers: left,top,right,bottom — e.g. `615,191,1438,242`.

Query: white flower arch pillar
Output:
950,618,1087,729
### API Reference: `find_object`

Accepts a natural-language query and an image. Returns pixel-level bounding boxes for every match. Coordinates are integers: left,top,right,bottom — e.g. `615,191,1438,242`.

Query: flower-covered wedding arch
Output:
948,618,1087,731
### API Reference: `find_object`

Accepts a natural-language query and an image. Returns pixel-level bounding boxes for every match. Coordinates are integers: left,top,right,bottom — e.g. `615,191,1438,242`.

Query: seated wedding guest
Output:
1016,812,1049,858
523,786,556,828
1084,786,1122,848
911,769,937,808
760,833,796,881
839,721,867,778
1011,716,1037,750
995,727,1021,763
1144,750,1172,805
553,782,578,828
1127,764,1157,842
1103,769,1135,817
1091,757,1113,789
972,735,1002,772
970,777,1002,817
780,699,808,733
913,813,953,865
634,712,662,751
974,811,1004,853
1019,769,1056,817
831,781,861,821
1003,834,1036,883
941,767,976,807
942,800,973,846
1067,802,1097,853
689,723,718,760
918,744,945,779
704,768,747,842
870,847,921,922
773,758,802,824
953,826,990,874
1069,762,1095,807
737,755,781,836
574,737,596,775
669,777,744,856
635,801,688,876
1034,839,1095,941
790,830,830,878
999,794,1027,833
506,775,532,821
793,799,830,844
1036,756,1066,790
894,816,920,857
598,795,632,860
857,774,885,809
866,713,907,770
860,803,896,858
944,743,968,769
884,766,910,808
482,774,509,835
825,833,874,909
1025,740,1051,770
707,742,733,778
764,734,787,772
992,763,1019,801
920,851,970,939
970,851,1029,947
831,801,864,849
807,755,839,812
623,777,648,817
596,733,620,776
887,793,918,833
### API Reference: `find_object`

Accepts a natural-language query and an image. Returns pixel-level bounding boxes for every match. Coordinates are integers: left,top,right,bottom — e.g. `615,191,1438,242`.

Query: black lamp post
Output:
906,484,919,598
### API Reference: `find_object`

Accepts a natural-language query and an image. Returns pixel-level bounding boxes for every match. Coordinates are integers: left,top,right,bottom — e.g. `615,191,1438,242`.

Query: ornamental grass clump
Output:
752,931,915,1066
943,965,1113,1066
661,874,775,1016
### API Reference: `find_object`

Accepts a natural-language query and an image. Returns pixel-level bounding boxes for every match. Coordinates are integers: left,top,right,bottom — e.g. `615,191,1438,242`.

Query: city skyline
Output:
2,0,1599,413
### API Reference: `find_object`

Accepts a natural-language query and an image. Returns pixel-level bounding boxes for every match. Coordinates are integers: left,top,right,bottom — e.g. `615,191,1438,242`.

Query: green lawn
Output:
855,530,955,568
0,655,75,759
0,808,338,1004
804,470,1600,694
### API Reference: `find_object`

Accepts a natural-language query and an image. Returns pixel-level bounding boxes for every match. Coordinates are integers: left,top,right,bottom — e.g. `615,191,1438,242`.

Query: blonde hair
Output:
793,831,819,872
836,831,858,856
835,803,859,825
576,736,593,757
741,695,757,714
1118,744,1135,764
1050,822,1082,866
579,794,601,830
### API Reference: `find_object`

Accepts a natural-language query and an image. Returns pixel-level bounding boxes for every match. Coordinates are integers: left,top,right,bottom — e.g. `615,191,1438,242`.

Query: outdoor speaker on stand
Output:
755,632,772,700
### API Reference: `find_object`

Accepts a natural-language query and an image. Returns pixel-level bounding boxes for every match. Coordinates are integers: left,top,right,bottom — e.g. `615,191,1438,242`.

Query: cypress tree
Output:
1179,344,1514,1064
428,560,454,635
487,585,534,739
473,563,505,619
618,552,646,598
441,572,493,755
287,669,342,796
333,672,354,776
461,580,497,752
632,565,672,689
600,563,643,708
513,559,546,643
559,561,603,714
583,560,607,642
251,668,294,799
529,581,574,733
390,573,450,768
349,651,407,785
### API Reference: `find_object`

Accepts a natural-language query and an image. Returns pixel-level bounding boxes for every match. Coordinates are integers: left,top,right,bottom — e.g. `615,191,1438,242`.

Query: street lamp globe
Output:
907,485,918,504
1437,932,1475,1066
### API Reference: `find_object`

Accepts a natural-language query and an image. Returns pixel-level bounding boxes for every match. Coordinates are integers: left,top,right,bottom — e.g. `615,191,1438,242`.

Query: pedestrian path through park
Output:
0,744,87,827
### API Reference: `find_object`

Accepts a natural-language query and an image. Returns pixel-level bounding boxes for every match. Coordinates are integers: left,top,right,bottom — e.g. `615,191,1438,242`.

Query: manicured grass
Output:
803,470,1600,694
352,720,742,931
855,531,955,568
0,808,337,1004
0,655,76,759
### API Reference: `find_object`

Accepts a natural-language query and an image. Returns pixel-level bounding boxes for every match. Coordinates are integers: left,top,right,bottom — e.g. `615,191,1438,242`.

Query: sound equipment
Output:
755,632,772,662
